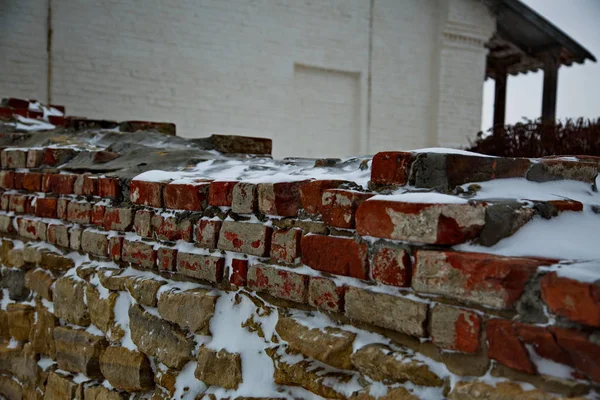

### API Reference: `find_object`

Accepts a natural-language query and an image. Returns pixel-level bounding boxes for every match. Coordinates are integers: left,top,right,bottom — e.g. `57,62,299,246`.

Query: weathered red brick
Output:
430,304,481,354
0,171,14,189
48,115,66,126
152,214,192,242
370,152,413,186
231,182,257,214
163,181,210,211
13,172,24,190
413,250,550,309
176,252,224,283
321,189,373,229
18,218,47,240
108,236,124,261
371,244,411,287
43,148,76,166
133,210,153,238
104,207,133,231
270,228,301,264
9,194,30,214
35,197,57,218
1,149,27,169
195,219,222,249
487,319,535,374
301,235,369,279
130,180,164,208
42,174,76,194
230,258,248,287
514,323,572,366
91,204,105,226
26,149,44,168
299,180,349,214
356,200,486,245
22,173,42,192
83,176,99,196
217,221,272,257
551,327,600,383
540,272,600,327
6,98,29,108
547,199,584,212
66,201,92,224
157,247,177,271
247,264,308,303
308,277,346,312
57,198,69,220
98,177,120,199
208,181,237,207
257,181,309,217
0,192,9,210
81,230,109,257
122,240,156,268
47,224,69,248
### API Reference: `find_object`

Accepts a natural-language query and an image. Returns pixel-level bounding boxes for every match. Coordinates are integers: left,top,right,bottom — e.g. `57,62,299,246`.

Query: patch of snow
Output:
526,345,576,380
37,357,57,370
172,361,207,400
412,147,495,157
113,292,138,351
7,338,20,349
369,191,468,204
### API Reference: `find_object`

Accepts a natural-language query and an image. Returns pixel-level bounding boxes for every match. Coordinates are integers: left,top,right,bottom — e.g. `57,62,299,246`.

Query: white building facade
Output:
0,0,496,158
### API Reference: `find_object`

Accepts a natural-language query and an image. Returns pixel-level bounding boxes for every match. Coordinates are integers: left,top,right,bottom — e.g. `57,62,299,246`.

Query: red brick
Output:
22,173,42,192
547,200,584,212
83,176,100,196
0,171,14,189
6,98,29,108
230,259,248,286
18,218,47,240
176,252,224,283
48,115,66,126
130,180,164,208
13,172,24,190
103,207,133,231
231,182,257,214
108,236,124,261
270,228,301,264
486,319,535,374
57,198,69,220
133,210,153,238
413,250,550,309
247,264,308,303
9,194,31,214
91,204,105,226
299,180,348,214
152,214,193,242
35,197,57,218
514,323,572,366
308,277,346,312
217,221,272,257
42,174,76,194
356,200,485,245
26,149,44,169
371,244,411,287
195,219,222,249
1,149,27,169
551,327,600,383
370,152,413,186
321,189,373,229
25,197,35,214
122,240,156,268
430,304,481,354
208,181,237,207
157,247,177,271
301,235,369,280
540,272,600,327
28,110,43,119
163,181,210,211
98,177,120,199
257,181,309,217
43,148,76,166
66,201,92,224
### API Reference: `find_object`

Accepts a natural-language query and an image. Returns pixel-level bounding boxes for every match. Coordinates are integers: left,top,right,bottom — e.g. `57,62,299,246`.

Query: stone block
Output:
54,326,107,378
7,304,34,341
156,247,177,271
25,269,55,300
371,242,412,287
44,371,83,400
370,151,413,186
130,180,164,208
54,276,90,326
152,214,192,242
321,189,373,229
195,346,242,390
103,207,133,231
66,201,92,224
157,289,217,334
47,224,69,248
270,228,301,264
125,277,164,307
308,277,346,313
98,177,121,199
30,303,57,357
230,258,248,287
430,304,481,354
100,346,154,391
81,230,109,257
540,272,600,327
133,210,153,237
22,172,42,191
86,283,118,334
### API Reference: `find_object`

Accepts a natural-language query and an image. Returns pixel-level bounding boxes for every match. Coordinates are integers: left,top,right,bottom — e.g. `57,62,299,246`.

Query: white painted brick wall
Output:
0,0,495,157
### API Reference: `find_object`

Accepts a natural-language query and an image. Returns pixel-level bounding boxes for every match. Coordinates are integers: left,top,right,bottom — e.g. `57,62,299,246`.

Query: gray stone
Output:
232,182,257,214
478,202,534,246
81,230,109,257
0,268,29,301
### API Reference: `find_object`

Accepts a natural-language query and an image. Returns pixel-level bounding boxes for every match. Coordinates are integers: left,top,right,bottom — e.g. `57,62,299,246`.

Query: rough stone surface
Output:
100,346,154,391
276,315,355,369
7,303,34,341
84,386,128,400
129,304,193,369
1,267,29,300
270,228,301,263
81,230,109,257
157,289,217,334
308,277,346,312
125,277,164,307
24,269,55,300
44,372,83,400
122,239,156,268
351,344,444,387
54,326,107,378
86,283,118,334
30,302,57,357
195,346,242,390
345,287,428,337
54,276,90,326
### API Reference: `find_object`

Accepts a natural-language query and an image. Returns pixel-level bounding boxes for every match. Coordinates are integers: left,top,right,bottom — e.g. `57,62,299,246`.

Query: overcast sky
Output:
481,0,600,131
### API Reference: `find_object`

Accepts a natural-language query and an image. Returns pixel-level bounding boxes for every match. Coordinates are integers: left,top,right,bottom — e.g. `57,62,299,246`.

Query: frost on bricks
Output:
356,200,486,245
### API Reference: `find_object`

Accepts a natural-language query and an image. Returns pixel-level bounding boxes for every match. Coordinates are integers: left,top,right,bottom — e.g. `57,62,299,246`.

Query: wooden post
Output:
493,68,507,130
541,53,559,125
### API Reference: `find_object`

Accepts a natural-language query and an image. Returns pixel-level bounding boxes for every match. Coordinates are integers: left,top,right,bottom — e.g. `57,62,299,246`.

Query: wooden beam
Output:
541,53,559,125
493,68,508,129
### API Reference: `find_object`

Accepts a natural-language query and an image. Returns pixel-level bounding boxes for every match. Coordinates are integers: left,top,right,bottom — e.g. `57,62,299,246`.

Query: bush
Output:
467,118,600,158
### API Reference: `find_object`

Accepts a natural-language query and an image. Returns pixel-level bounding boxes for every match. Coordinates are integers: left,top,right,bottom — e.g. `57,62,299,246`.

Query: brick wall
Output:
0,104,599,399
0,0,495,158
